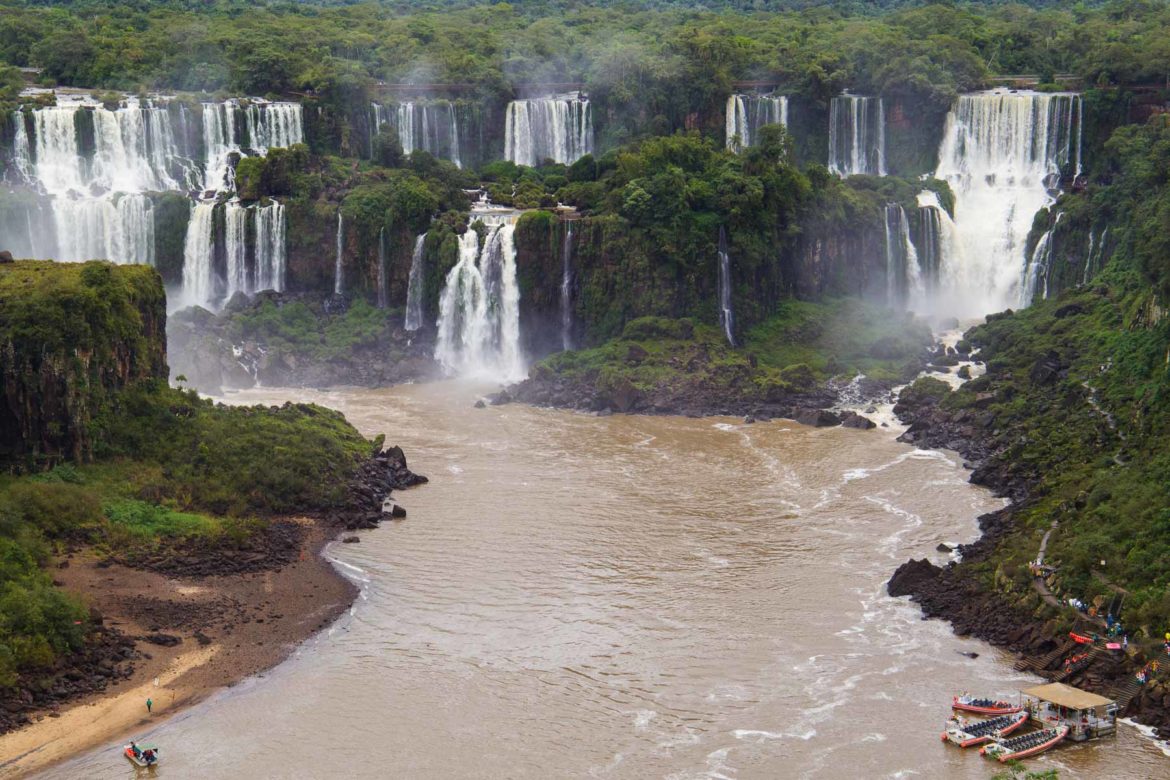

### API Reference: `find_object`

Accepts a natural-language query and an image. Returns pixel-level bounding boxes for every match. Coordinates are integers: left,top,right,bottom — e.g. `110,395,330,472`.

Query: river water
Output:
43,382,1167,778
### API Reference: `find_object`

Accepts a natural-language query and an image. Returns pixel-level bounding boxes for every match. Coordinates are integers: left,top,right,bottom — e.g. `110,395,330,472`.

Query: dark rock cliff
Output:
0,261,167,467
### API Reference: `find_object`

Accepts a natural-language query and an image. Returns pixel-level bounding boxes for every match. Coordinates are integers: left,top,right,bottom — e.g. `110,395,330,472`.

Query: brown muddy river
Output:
43,382,1168,778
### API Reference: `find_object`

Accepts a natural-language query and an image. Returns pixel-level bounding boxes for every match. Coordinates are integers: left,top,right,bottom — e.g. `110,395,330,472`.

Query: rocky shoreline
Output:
0,444,426,768
888,363,1170,739
495,361,935,429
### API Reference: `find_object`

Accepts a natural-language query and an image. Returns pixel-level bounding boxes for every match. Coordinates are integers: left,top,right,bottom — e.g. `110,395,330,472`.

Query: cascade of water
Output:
254,200,286,293
244,102,303,153
717,226,735,346
370,103,386,158
829,95,885,176
883,204,923,308
449,107,462,168
90,101,181,192
435,210,524,379
11,112,31,181
404,233,427,330
1022,212,1064,303
376,227,388,310
561,222,574,351
934,90,1082,315
334,212,344,296
117,194,155,267
182,202,217,308
725,94,787,152
397,103,416,155
202,101,237,193
32,106,85,193
224,202,249,299
1084,226,1108,285
505,94,593,166
389,102,462,166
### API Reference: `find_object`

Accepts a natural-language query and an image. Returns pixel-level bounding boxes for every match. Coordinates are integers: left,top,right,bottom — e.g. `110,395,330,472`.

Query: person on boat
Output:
143,748,156,765
129,741,141,759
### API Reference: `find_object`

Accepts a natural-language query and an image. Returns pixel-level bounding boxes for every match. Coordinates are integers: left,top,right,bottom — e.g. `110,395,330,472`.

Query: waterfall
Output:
404,233,427,330
934,90,1083,315
505,94,593,166
202,102,237,193
254,201,286,293
388,102,463,166
561,222,574,351
883,204,923,309
333,212,344,295
915,191,956,294
224,202,249,299
376,227,388,310
1022,212,1064,303
435,210,524,379
6,98,298,310
244,102,303,153
182,202,216,308
717,227,735,346
725,94,787,152
1084,226,1107,285
11,112,31,181
829,95,885,176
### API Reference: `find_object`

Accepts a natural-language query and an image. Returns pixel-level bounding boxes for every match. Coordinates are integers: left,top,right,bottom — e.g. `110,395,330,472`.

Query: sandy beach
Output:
0,520,358,779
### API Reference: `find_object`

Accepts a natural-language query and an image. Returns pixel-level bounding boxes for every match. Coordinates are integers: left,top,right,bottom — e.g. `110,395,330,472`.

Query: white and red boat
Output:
981,725,1068,762
942,710,1028,747
952,695,1022,715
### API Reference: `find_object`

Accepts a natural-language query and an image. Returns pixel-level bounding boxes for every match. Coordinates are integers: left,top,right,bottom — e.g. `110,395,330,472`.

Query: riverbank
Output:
887,293,1170,741
0,520,357,778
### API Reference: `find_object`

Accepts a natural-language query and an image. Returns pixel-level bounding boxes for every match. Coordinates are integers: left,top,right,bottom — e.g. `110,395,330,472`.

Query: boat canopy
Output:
1021,682,1114,711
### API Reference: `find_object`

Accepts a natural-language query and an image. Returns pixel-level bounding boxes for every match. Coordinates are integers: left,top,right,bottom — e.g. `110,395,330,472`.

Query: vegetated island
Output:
0,259,425,776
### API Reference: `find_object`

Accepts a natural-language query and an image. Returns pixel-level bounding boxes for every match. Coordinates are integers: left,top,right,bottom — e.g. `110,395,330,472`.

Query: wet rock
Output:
957,365,971,380
389,504,407,519
342,536,360,543
474,399,486,409
840,411,876,430
142,633,182,647
936,543,953,552
795,409,841,428
887,558,942,598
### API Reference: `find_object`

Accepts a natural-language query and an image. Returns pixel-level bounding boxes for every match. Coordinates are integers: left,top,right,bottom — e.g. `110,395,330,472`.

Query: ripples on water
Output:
44,382,1166,779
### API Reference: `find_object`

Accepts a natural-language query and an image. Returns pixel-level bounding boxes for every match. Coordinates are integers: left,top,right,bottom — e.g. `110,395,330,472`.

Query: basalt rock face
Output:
167,292,440,395
0,261,167,468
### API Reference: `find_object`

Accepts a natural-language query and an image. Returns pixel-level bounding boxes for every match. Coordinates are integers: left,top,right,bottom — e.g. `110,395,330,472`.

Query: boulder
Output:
0,250,13,263
795,409,841,428
840,411,876,430
887,558,942,597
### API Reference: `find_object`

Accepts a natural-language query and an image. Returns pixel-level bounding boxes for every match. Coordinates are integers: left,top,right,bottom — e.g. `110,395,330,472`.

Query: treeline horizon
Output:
1,0,1168,108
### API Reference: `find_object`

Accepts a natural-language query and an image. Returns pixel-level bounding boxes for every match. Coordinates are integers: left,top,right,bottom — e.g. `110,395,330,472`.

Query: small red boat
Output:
981,725,1068,762
942,710,1028,747
952,695,1022,715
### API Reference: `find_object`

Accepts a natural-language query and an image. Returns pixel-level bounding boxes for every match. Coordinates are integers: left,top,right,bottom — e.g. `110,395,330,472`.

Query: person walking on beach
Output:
146,697,153,714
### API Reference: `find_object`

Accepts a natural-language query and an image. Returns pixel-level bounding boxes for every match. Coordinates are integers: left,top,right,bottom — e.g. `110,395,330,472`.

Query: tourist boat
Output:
942,710,1028,747
981,726,1068,762
952,695,1022,715
123,744,160,767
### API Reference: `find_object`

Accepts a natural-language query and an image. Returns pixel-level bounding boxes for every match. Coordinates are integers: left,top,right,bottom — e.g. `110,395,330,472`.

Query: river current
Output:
44,381,1166,778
